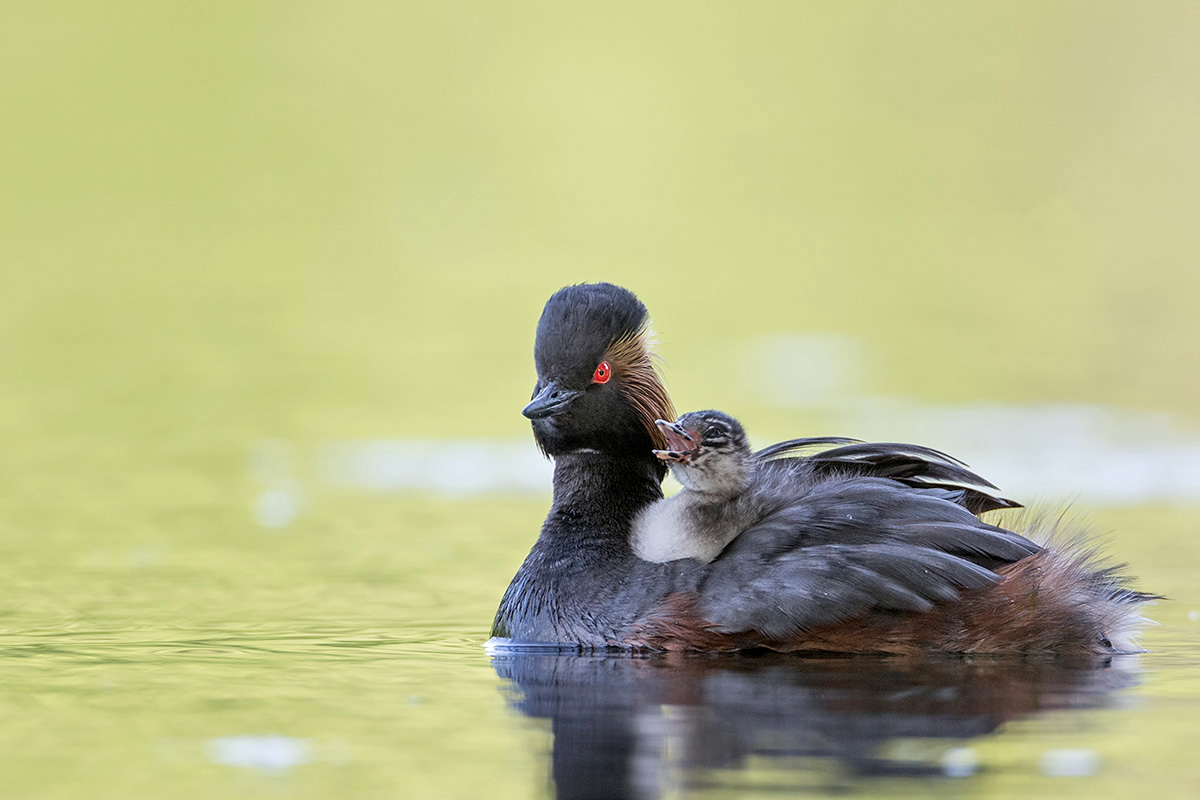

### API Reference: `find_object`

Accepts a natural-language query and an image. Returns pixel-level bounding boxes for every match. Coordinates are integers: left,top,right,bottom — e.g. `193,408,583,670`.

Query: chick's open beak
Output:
653,419,696,464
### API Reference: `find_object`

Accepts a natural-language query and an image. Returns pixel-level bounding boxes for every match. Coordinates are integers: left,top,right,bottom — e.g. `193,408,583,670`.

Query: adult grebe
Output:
491,283,1154,655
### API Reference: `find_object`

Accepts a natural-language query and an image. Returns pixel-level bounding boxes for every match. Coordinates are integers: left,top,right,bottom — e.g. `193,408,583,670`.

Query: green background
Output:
3,2,1198,797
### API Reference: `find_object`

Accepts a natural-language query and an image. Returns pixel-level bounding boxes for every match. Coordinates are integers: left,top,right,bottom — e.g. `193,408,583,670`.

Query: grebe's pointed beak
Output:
523,382,585,420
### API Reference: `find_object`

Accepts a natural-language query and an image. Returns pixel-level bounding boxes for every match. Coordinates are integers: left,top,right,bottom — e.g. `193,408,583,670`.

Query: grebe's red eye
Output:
592,361,611,384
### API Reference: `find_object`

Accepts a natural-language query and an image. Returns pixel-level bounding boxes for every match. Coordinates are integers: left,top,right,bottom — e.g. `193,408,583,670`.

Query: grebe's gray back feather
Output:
758,439,1021,515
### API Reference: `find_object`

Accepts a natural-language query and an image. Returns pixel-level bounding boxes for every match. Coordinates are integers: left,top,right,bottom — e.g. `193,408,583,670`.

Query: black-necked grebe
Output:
491,282,1155,655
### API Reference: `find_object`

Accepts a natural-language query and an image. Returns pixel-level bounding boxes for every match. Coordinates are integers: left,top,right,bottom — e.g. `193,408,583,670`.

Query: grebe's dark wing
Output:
697,478,1039,638
757,439,1021,515
753,436,862,460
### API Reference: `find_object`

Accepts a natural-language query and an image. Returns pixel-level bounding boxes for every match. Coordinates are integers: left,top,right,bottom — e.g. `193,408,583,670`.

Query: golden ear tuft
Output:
606,322,676,451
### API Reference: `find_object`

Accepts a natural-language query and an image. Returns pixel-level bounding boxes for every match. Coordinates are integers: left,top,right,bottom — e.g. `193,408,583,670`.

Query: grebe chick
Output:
632,410,1017,564
631,411,757,563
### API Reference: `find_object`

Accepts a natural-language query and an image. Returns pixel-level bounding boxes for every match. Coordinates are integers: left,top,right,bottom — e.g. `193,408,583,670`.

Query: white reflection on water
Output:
1040,748,1101,777
749,333,1200,507
253,334,1200,512
940,747,979,778
250,441,304,528
818,396,1200,507
255,486,301,529
317,439,553,494
204,736,354,771
207,735,311,771
303,406,1200,507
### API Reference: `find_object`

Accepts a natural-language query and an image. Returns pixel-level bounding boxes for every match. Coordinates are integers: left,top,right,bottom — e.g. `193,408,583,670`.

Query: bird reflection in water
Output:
491,650,1139,799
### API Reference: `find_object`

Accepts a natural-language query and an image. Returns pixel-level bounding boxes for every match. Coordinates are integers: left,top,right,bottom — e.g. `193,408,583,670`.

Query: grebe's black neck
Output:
545,451,664,540
491,450,672,644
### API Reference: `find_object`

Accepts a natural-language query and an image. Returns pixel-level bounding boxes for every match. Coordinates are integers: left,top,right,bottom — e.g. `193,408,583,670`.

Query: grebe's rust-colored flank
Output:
493,283,1157,656
629,545,1149,655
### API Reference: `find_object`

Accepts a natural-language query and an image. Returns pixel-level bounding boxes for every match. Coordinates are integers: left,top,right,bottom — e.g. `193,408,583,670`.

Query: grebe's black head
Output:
523,283,675,459
654,410,753,495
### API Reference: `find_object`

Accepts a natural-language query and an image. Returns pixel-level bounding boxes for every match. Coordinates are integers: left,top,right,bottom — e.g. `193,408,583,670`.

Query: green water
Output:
4,2,1200,797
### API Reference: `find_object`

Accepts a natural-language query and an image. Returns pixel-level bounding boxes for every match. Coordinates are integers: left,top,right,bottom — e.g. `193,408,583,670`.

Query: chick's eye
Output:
705,427,723,439
592,361,611,384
